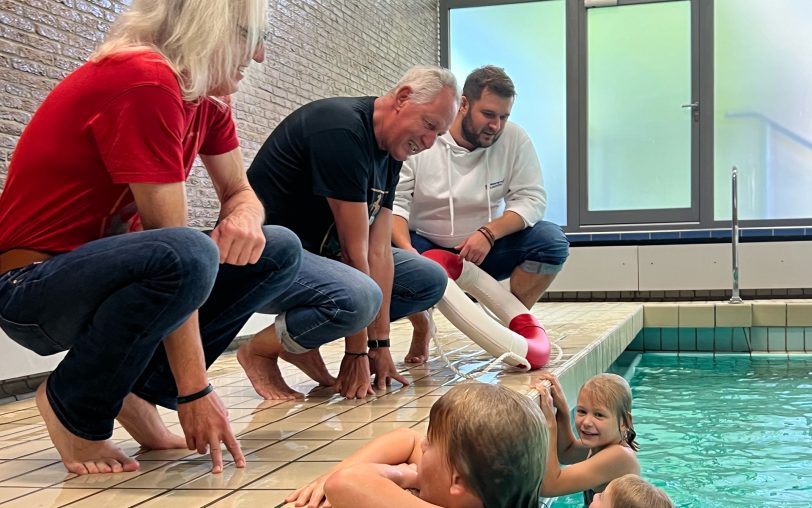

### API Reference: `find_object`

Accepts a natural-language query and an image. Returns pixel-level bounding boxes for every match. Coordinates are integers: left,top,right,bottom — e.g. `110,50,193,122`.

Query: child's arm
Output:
534,374,588,464
540,443,640,497
323,463,442,508
286,427,423,507
535,381,568,498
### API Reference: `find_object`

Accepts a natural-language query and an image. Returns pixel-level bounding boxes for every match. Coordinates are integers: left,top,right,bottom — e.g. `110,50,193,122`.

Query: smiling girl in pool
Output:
533,373,640,505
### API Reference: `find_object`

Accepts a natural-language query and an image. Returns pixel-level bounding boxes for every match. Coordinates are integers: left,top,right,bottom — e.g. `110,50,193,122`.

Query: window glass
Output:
587,2,692,212
450,0,567,225
714,0,812,220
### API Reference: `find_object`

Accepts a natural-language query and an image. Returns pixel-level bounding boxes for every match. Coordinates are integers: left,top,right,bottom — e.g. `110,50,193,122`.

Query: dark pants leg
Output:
409,221,569,281
131,225,302,409
256,248,445,352
256,250,383,353
389,248,447,321
0,228,219,440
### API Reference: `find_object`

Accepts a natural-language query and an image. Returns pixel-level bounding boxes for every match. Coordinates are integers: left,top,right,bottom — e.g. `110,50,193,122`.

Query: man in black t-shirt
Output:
240,66,459,399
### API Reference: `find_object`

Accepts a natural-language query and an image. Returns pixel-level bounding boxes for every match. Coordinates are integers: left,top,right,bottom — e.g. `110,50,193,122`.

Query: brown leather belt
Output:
0,249,52,277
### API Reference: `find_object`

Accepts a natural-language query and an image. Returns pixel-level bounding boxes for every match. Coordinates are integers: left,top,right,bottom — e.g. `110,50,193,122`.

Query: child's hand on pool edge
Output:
535,373,569,414
531,379,556,423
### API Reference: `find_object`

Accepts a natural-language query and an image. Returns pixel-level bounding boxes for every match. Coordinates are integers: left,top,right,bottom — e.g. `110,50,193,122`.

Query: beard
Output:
460,111,502,149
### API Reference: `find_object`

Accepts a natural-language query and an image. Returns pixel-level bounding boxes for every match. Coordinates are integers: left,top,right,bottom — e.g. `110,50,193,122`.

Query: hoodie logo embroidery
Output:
488,179,504,189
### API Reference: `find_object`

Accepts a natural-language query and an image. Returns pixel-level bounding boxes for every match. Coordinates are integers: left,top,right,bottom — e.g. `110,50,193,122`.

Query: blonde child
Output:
286,382,547,508
589,474,674,508
532,373,640,504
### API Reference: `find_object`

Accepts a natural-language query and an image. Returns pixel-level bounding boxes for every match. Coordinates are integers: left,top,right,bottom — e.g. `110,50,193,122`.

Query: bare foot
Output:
116,393,186,450
405,310,435,364
36,382,140,475
237,341,304,400
280,348,337,387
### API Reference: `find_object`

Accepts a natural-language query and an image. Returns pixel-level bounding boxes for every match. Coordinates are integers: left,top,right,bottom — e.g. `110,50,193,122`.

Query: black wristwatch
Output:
367,338,391,348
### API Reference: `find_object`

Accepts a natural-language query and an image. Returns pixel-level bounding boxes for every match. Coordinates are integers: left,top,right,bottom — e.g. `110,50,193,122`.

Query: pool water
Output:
551,354,812,507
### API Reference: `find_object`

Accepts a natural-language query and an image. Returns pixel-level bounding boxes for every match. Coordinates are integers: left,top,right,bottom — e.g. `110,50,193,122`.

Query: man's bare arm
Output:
201,148,266,265
391,214,417,252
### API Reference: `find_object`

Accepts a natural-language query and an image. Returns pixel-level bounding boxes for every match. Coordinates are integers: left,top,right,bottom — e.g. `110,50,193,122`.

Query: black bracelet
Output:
345,351,368,357
367,338,391,348
177,383,213,404
477,226,496,247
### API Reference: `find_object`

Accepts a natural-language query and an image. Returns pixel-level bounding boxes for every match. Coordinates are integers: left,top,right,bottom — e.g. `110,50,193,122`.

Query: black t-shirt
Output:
247,96,402,258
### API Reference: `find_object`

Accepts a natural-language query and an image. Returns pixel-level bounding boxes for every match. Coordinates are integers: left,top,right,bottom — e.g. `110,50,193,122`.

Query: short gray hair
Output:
388,65,459,105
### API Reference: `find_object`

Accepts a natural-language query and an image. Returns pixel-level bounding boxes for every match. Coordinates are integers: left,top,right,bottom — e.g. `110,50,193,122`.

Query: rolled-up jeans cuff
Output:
519,260,564,275
275,312,310,353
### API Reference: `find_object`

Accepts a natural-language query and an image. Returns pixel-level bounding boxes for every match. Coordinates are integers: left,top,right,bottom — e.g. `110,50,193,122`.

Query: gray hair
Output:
388,65,459,105
94,0,267,101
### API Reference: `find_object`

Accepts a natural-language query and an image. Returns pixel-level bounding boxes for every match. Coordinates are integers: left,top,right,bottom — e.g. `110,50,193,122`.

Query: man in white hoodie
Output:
392,65,570,363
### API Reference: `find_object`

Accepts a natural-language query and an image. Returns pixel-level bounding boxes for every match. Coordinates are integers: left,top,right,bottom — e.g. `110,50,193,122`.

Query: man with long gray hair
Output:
0,1,301,475
240,66,459,400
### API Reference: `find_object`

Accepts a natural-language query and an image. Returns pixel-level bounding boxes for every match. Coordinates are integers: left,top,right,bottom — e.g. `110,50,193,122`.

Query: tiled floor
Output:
0,302,643,507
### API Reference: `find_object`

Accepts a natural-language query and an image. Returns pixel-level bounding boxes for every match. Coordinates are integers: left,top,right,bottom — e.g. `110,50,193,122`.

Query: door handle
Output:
682,101,699,121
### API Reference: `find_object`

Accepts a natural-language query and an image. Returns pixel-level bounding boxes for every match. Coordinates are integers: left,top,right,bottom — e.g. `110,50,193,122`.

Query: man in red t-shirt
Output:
0,1,301,476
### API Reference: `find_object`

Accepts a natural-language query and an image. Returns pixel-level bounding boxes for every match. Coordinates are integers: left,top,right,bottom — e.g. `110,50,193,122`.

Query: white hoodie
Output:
393,122,547,248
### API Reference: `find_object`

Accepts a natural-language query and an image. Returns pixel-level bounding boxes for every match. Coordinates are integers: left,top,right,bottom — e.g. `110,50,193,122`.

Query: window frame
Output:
439,0,812,233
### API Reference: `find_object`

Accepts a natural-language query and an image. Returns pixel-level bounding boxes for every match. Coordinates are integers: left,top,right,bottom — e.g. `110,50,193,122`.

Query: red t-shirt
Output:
0,50,239,253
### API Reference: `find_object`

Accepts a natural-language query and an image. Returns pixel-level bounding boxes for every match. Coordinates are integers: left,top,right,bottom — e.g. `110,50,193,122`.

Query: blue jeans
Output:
257,248,447,353
409,220,570,281
0,226,301,440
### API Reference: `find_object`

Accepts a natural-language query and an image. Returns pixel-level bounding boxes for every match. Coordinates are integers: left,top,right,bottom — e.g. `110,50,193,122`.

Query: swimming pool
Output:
551,353,812,507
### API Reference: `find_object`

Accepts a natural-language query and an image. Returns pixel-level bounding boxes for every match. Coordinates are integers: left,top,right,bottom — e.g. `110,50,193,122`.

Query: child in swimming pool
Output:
589,474,674,508
533,373,640,505
285,382,547,508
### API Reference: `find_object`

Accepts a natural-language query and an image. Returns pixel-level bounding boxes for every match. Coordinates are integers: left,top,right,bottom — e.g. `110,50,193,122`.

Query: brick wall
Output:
0,0,440,227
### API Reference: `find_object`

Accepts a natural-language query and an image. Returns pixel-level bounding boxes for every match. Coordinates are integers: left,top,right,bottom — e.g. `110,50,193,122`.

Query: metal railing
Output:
729,166,743,304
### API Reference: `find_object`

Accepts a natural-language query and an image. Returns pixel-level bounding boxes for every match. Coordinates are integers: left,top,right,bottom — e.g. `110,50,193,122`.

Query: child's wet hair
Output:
606,474,675,508
579,373,639,451
427,382,547,508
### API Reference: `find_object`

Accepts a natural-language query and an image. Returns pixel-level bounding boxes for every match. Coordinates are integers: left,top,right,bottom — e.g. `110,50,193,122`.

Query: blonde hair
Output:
427,383,547,508
388,65,459,105
93,0,267,101
579,373,639,451
607,474,674,508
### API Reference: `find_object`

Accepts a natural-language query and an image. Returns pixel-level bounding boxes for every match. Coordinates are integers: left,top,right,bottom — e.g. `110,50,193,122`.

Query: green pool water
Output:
551,354,812,507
